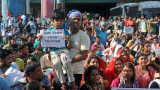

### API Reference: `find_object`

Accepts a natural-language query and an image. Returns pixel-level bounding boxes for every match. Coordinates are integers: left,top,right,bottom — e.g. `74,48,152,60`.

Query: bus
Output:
109,3,136,19
128,1,160,19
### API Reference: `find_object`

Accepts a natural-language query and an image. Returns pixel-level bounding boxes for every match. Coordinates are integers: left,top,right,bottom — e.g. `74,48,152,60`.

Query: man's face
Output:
4,54,13,67
95,38,100,43
31,66,43,80
124,15,127,19
10,14,13,17
12,51,17,62
141,16,144,19
129,17,132,20
21,46,29,55
11,40,16,44
70,17,82,29
102,17,105,21
153,39,158,45
20,13,22,16
53,19,64,29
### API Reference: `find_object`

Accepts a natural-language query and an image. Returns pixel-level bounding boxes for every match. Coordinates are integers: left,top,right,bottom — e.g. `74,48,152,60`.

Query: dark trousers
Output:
141,32,147,37
53,73,82,90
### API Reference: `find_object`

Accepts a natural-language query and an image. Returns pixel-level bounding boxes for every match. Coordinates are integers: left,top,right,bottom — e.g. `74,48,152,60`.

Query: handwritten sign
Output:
124,26,134,34
40,30,65,47
5,67,24,85
156,46,160,57
112,88,160,90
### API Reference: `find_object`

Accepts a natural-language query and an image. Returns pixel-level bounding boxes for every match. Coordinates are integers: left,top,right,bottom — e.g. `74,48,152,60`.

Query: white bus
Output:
128,1,160,19
109,3,136,19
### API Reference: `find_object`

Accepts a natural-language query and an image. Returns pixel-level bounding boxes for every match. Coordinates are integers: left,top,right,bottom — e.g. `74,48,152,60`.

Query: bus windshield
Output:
144,8,160,19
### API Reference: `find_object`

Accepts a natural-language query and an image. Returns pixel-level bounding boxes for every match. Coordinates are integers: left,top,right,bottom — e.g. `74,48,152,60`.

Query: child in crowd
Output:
38,9,77,90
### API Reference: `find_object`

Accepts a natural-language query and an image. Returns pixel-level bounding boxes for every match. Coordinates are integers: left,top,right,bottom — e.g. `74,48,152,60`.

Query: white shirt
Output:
37,18,42,24
7,17,15,26
70,30,90,74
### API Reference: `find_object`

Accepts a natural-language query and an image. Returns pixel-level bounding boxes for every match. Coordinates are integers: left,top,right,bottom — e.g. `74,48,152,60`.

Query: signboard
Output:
112,88,160,90
5,67,24,85
124,26,134,34
156,46,160,57
40,30,65,47
57,3,63,11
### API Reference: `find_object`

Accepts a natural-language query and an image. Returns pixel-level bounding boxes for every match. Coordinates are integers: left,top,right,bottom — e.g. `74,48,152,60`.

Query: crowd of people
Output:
0,8,160,90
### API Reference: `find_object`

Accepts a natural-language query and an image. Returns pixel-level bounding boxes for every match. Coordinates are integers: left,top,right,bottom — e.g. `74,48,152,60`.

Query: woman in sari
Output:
111,62,140,88
105,57,122,85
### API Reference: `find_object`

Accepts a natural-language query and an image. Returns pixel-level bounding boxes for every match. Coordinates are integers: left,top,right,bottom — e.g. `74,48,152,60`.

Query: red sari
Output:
105,57,119,84
117,49,134,65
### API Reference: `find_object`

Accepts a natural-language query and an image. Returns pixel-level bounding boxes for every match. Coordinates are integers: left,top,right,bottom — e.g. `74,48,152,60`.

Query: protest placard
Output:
40,29,65,47
156,46,160,57
124,26,134,34
5,67,24,85
112,88,160,90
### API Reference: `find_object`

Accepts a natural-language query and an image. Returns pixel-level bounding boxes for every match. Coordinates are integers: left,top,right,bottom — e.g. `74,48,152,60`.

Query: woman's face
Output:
89,69,99,84
144,43,151,52
89,58,99,68
122,66,133,80
120,52,128,62
124,48,130,55
137,56,147,67
114,60,122,71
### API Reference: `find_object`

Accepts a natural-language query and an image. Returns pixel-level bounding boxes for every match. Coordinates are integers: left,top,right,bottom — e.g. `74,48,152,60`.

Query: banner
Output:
40,30,65,47
5,67,24,85
112,88,160,90
124,26,134,34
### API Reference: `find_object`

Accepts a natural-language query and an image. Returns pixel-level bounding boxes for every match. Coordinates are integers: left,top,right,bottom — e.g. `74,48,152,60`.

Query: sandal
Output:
61,86,67,90
71,86,78,90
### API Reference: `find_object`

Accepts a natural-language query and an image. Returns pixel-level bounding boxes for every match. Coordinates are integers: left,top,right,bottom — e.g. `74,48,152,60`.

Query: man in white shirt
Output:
7,13,15,27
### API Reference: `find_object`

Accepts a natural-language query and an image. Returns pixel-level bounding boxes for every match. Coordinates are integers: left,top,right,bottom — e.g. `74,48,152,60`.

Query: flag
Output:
7,4,10,18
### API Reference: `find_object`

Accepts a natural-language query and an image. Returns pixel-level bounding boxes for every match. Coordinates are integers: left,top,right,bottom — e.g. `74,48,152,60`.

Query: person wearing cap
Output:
31,41,46,63
65,9,90,89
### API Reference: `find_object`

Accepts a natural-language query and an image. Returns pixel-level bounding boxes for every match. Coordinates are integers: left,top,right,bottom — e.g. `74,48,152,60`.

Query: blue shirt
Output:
95,26,108,47
21,15,27,25
47,27,70,52
0,76,11,90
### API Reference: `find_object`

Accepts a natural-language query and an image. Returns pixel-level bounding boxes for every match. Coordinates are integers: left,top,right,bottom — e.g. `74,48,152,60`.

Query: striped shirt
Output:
31,51,46,62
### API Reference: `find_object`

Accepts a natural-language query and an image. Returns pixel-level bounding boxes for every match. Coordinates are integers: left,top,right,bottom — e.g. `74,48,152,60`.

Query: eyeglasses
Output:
122,70,132,73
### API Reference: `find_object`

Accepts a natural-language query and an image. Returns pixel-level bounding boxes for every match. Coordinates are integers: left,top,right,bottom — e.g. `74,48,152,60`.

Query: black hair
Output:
134,16,137,19
84,65,99,84
122,62,135,82
95,36,100,39
124,46,129,50
8,44,18,51
136,52,152,80
87,56,100,65
25,62,40,77
151,14,155,19
20,38,27,42
27,34,34,38
120,50,127,55
28,57,37,62
0,49,12,60
153,36,158,40
30,18,33,21
117,25,120,28
110,16,113,19
142,41,150,47
94,46,101,51
141,14,146,18
19,43,28,51
14,33,18,36
51,9,65,20
5,27,8,29
24,81,40,90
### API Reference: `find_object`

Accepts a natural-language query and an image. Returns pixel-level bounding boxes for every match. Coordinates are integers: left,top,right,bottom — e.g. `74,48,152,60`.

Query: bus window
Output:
110,7,121,17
